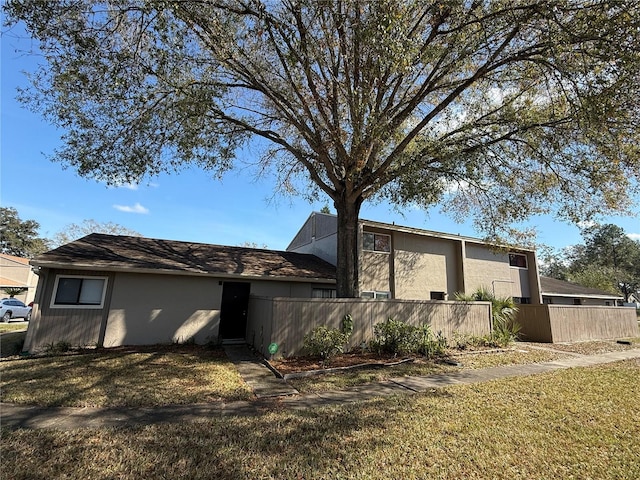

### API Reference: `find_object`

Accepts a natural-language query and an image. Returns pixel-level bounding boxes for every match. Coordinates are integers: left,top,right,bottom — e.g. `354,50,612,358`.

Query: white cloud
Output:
576,220,597,230
113,203,149,214
627,233,640,241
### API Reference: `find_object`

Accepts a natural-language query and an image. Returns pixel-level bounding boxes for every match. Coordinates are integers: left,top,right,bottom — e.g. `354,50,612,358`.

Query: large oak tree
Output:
0,207,49,258
5,0,640,296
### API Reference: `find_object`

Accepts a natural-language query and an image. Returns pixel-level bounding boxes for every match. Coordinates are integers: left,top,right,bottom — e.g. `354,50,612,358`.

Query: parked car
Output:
0,298,32,322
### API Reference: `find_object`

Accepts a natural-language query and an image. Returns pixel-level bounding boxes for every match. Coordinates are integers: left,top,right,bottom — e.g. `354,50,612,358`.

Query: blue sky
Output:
2,22,638,252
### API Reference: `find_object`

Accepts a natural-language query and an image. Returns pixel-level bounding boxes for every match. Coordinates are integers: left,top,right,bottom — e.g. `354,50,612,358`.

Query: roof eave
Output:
542,292,623,300
360,219,535,252
30,261,336,284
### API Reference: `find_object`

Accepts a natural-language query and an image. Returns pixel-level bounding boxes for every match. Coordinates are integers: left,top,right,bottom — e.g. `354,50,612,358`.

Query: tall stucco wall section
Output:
463,244,512,296
103,273,222,347
361,251,391,293
393,233,458,300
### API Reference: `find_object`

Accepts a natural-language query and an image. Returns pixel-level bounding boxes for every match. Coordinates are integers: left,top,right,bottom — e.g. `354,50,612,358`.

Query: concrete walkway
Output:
2,346,639,430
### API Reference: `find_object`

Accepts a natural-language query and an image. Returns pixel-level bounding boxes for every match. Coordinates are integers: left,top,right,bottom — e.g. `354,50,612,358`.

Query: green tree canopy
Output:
542,224,640,301
0,207,49,258
5,0,640,296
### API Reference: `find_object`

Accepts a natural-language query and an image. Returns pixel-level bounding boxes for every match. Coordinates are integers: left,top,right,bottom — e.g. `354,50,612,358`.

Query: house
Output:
24,233,336,352
287,212,542,304
540,276,622,306
24,212,636,353
0,253,39,304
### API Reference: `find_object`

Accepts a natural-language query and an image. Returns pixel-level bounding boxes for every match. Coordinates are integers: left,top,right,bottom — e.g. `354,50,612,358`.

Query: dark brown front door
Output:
219,282,250,340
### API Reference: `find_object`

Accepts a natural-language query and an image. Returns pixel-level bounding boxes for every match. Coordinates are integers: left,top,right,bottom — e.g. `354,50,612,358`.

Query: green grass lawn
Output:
0,330,26,357
0,345,253,407
0,322,29,333
2,360,638,480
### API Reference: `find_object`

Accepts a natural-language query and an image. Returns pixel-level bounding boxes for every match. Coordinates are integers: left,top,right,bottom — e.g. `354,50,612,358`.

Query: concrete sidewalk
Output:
2,347,639,430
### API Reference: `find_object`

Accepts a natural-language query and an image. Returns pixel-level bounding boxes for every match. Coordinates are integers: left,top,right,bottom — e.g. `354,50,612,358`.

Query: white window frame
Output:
361,291,391,299
50,275,108,309
508,253,528,269
430,291,446,301
362,232,391,253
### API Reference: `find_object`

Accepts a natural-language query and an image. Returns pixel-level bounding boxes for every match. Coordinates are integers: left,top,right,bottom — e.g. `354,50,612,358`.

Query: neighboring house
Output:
624,292,640,309
24,233,335,352
0,253,39,304
540,276,623,306
287,212,542,304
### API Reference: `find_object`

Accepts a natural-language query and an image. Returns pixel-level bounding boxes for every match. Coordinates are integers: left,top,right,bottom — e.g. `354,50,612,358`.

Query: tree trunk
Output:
335,195,363,298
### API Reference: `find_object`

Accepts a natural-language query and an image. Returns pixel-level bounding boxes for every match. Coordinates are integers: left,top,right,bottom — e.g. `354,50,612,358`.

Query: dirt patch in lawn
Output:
268,339,640,376
267,346,508,376
268,351,416,375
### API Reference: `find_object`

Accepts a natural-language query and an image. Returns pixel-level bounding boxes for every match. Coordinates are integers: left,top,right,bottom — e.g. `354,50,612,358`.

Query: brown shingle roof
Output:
540,276,621,299
31,233,336,282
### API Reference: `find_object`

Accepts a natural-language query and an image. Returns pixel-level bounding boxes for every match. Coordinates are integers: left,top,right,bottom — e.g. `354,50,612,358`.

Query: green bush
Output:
455,287,521,346
369,318,446,358
303,314,354,363
43,340,72,354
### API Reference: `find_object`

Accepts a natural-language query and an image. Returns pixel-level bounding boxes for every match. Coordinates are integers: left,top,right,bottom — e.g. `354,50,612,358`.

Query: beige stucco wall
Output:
393,233,459,300
509,267,530,298
464,244,512,295
359,231,535,302
103,273,222,347
102,274,335,347
27,267,334,351
361,250,391,293
249,280,329,299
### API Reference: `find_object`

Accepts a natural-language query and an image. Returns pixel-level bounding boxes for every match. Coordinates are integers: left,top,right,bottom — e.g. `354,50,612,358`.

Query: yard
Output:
0,345,254,407
1,359,638,479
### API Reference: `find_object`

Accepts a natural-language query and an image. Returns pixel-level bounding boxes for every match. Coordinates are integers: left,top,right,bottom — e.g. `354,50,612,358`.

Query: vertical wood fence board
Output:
518,305,637,343
248,298,491,357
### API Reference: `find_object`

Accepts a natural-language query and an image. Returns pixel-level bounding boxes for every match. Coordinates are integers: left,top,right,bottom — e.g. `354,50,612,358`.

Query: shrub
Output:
369,318,446,358
303,314,354,364
455,287,521,346
44,340,72,354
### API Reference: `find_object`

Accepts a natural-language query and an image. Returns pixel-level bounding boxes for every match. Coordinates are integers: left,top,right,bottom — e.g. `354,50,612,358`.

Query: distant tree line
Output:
0,207,140,258
541,224,640,303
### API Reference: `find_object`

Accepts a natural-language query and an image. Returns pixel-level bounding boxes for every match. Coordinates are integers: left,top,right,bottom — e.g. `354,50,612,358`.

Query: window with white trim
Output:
508,253,528,268
361,291,391,299
363,232,391,253
51,275,108,308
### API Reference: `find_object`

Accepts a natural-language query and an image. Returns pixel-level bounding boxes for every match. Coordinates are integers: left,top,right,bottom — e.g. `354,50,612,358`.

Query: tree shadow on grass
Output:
0,345,252,407
1,391,453,480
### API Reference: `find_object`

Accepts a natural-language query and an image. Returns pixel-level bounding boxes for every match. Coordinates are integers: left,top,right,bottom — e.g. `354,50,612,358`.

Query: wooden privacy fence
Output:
517,305,638,343
247,297,491,358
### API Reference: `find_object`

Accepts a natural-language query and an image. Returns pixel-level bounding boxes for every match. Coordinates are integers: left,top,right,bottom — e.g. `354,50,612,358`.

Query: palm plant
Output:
455,287,520,345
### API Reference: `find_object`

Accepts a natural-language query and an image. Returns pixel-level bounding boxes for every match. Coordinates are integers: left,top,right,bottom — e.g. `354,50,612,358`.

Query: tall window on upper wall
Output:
508,253,528,268
363,232,391,252
51,275,108,308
